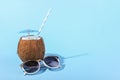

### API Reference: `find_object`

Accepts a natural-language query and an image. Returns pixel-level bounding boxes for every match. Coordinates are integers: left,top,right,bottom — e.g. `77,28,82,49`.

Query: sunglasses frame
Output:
20,56,61,75
20,59,41,75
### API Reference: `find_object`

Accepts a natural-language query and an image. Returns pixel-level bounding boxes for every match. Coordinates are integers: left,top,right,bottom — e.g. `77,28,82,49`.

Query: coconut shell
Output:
17,36,45,62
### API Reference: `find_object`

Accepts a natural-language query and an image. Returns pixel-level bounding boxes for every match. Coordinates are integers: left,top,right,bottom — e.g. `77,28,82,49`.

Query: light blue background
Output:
0,0,120,80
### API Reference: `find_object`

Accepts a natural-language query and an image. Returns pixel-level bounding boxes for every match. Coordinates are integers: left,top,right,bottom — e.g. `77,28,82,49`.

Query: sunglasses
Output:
20,56,61,75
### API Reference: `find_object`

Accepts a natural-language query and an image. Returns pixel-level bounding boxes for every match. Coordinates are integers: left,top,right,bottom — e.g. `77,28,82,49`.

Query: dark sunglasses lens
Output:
23,61,39,73
44,57,59,67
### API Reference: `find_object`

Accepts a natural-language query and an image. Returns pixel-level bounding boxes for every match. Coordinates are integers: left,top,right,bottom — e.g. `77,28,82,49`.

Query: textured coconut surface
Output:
18,37,45,62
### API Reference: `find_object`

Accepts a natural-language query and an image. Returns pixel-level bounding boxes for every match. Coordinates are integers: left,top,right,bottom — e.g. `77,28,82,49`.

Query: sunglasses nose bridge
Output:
37,59,42,62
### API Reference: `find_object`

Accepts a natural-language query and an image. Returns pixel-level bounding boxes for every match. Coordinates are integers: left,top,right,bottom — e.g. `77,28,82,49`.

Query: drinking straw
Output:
37,8,52,35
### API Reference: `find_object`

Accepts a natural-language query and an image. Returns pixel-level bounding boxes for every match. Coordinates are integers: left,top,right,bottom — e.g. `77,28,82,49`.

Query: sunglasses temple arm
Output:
24,72,27,76
63,53,88,60
58,64,62,68
20,63,23,69
19,64,27,75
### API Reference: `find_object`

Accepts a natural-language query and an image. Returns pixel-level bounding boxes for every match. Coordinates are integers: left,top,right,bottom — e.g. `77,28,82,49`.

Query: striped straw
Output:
37,8,52,35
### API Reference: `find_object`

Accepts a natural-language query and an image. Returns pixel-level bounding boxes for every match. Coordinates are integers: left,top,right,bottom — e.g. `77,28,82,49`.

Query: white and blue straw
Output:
37,8,52,35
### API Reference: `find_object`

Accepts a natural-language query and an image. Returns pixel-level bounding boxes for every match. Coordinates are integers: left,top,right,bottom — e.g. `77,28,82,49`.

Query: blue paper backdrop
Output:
0,0,120,80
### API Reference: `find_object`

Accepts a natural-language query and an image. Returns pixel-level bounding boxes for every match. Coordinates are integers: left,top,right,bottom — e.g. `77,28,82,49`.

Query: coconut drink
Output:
17,8,51,63
17,34,45,62
17,8,52,75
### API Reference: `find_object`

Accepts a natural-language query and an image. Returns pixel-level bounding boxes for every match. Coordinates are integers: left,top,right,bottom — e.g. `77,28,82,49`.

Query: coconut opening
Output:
21,35,41,40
